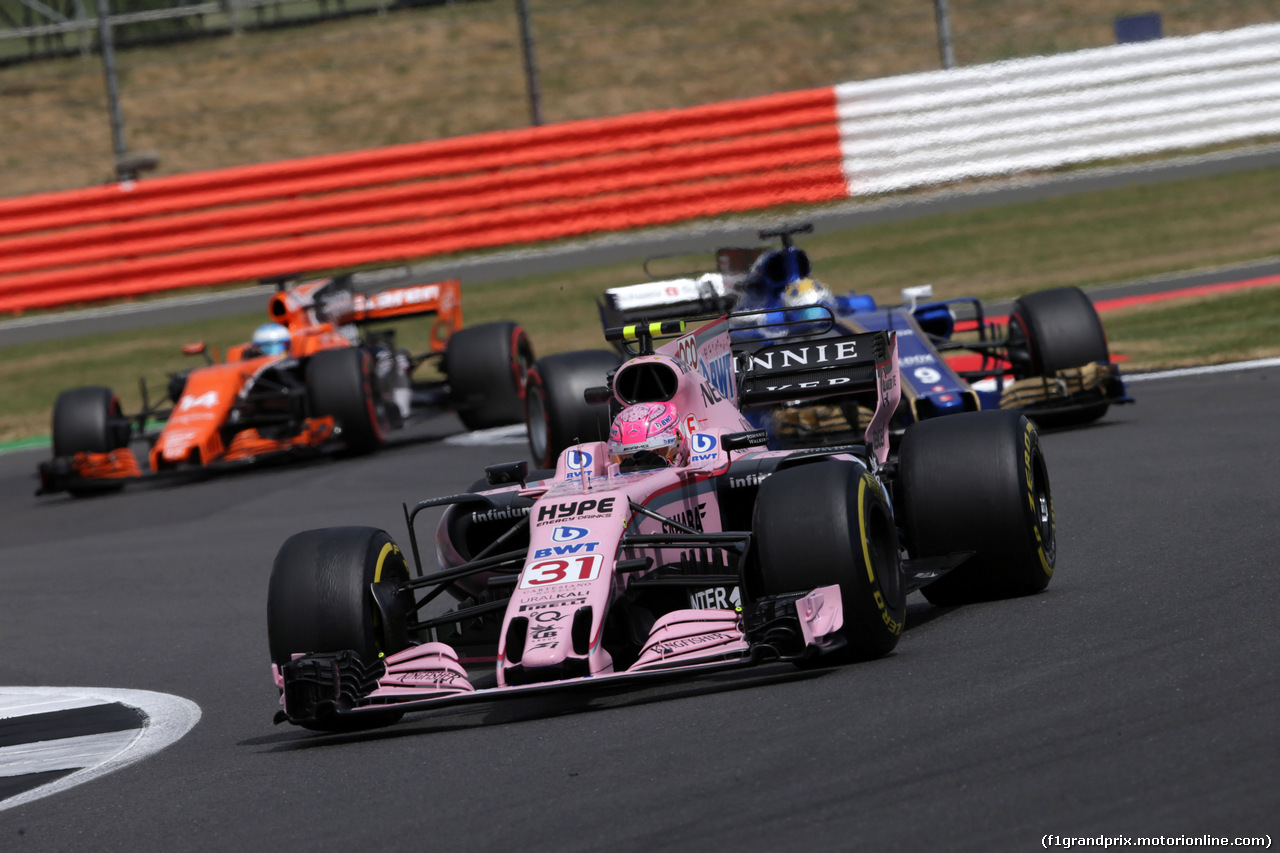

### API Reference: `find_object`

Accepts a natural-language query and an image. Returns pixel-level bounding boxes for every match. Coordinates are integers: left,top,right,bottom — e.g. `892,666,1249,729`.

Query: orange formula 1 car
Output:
38,272,534,497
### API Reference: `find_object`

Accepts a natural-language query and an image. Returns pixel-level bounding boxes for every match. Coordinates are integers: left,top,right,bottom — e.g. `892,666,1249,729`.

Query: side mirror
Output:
722,429,769,451
485,460,529,487
181,342,214,365
583,386,612,405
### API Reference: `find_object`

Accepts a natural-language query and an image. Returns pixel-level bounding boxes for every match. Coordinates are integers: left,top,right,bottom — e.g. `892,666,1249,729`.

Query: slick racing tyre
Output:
1008,286,1111,427
268,526,413,731
525,350,621,468
306,347,387,453
897,410,1055,605
52,386,131,457
51,386,132,497
444,322,535,431
754,461,904,662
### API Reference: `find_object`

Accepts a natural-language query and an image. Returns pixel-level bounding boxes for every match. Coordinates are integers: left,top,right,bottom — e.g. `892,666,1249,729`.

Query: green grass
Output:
6,160,1280,443
1102,286,1280,369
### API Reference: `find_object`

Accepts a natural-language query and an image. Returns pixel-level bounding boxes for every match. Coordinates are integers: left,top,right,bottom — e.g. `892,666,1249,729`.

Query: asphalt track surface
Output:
0,366,1277,851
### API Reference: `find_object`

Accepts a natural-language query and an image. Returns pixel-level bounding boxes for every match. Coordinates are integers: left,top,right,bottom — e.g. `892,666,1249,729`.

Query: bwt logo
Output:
691,433,717,455
566,450,592,471
551,526,589,542
699,353,734,402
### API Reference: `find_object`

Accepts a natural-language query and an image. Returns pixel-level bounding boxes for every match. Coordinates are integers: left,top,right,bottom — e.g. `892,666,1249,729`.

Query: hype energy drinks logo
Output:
565,449,592,479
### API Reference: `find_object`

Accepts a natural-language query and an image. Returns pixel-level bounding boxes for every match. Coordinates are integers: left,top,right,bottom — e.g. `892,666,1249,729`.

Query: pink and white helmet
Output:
608,402,685,468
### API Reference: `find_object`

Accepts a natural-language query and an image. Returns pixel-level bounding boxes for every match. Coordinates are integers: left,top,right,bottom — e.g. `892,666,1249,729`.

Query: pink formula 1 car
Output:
267,311,1057,731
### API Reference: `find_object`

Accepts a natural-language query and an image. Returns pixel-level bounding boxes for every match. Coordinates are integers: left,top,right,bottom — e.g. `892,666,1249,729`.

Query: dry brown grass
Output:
3,0,1278,197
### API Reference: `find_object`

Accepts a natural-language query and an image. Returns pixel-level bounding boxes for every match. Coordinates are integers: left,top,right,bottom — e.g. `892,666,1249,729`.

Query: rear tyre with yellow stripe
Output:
898,411,1055,605
268,527,412,730
754,462,904,663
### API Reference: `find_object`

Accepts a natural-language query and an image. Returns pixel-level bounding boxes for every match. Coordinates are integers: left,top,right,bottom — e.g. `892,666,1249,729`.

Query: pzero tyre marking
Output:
1024,418,1054,578
859,473,902,637
0,687,200,813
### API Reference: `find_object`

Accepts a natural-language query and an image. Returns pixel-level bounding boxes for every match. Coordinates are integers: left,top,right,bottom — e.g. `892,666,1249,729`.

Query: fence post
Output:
934,0,955,69
94,0,130,176
73,0,90,57
223,0,242,35
515,0,542,126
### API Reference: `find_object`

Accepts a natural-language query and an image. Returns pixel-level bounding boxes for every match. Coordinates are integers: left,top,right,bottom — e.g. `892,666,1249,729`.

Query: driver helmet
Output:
252,322,291,356
608,402,685,470
783,277,835,309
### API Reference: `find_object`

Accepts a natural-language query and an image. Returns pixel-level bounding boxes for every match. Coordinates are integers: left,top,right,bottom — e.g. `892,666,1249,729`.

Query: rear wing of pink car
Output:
624,313,901,465
734,325,900,464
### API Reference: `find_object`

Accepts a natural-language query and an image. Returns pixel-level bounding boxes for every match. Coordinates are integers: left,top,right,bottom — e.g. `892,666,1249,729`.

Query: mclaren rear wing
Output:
265,270,463,352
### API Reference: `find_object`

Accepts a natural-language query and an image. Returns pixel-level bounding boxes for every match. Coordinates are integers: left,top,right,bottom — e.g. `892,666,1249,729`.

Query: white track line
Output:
0,687,201,813
445,424,528,446
1123,357,1280,382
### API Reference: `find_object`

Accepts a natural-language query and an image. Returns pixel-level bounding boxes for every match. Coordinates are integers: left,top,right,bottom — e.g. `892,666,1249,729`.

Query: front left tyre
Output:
1008,286,1112,427
753,461,905,662
51,386,132,497
306,347,387,453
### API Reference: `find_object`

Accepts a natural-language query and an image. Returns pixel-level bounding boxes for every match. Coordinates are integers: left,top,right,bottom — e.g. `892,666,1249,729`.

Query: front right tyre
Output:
267,526,413,731
51,385,132,497
1008,286,1112,427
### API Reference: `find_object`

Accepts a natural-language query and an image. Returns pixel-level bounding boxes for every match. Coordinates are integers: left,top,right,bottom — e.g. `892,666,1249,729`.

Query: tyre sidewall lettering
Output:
859,473,902,636
1022,420,1054,579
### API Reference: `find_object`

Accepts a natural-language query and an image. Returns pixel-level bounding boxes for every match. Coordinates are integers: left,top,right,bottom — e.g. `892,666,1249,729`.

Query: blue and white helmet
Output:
252,322,291,356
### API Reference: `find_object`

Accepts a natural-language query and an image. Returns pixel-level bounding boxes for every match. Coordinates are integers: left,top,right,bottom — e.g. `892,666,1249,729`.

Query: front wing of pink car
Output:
272,584,842,727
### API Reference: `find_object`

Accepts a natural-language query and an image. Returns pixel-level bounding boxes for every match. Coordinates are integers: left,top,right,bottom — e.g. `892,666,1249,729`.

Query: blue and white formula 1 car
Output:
523,224,1130,466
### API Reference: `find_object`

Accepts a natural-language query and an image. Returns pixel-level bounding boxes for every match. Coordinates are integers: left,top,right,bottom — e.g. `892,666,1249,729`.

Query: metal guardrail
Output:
3,21,1280,313
836,22,1280,194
